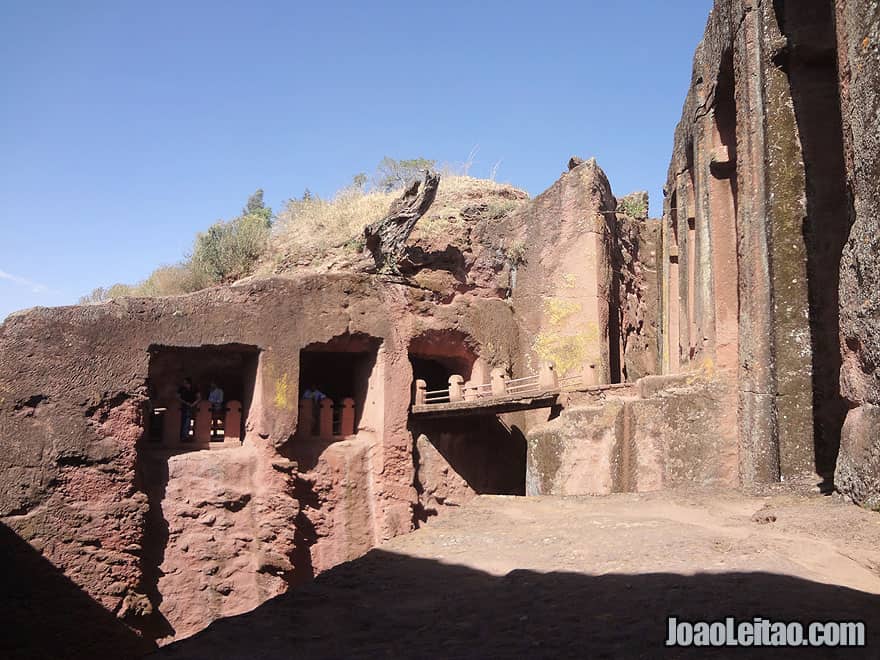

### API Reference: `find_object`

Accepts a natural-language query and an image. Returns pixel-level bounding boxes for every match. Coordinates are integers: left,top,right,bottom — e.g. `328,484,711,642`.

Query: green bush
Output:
617,192,649,219
191,210,271,283
373,157,436,192
79,189,272,302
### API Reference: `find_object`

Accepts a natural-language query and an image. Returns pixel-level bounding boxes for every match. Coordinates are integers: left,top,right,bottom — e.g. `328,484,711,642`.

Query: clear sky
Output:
0,1,712,321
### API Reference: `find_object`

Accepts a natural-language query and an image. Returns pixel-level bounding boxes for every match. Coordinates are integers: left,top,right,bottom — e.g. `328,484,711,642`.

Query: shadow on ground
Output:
0,522,155,659
157,548,880,659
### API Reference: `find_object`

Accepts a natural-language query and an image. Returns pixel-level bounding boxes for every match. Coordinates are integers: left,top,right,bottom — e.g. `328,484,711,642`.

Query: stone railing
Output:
415,361,567,407
296,397,356,440
150,400,243,445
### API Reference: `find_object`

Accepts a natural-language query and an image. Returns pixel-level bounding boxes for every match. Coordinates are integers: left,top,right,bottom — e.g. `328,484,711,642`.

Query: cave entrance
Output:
409,357,466,394
297,334,382,438
145,344,260,446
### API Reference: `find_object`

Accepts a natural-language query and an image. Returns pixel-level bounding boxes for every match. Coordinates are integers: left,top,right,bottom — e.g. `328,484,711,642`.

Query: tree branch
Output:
363,170,440,273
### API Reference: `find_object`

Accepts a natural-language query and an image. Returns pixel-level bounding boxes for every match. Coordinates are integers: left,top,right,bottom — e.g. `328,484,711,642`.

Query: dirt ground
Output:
159,490,880,659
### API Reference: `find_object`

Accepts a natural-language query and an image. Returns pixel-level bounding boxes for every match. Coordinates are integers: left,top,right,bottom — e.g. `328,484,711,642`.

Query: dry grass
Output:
79,262,209,303
81,171,531,303
270,186,398,263
416,175,528,239
266,175,528,270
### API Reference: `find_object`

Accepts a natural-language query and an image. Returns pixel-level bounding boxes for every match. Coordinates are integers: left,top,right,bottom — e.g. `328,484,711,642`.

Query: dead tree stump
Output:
364,170,440,273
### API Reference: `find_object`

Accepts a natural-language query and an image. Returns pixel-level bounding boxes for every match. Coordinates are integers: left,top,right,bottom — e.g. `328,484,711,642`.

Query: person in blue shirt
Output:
303,385,327,402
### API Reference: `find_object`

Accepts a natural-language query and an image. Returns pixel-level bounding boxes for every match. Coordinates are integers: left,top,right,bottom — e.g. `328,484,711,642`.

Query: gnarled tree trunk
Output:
364,170,440,273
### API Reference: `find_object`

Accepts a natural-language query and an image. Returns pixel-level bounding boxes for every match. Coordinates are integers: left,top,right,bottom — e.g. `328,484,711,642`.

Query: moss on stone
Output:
533,323,600,375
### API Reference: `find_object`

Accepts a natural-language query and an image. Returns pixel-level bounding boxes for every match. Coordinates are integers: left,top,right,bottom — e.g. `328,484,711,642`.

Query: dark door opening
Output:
298,333,381,435
409,356,459,393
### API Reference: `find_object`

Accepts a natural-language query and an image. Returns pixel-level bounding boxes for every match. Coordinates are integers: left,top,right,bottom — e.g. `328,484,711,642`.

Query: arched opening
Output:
408,329,477,400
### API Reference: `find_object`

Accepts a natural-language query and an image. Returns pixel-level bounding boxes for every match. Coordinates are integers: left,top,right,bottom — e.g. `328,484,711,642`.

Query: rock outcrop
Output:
0,272,520,645
658,0,879,498
526,375,738,496
834,0,880,508
0,157,663,647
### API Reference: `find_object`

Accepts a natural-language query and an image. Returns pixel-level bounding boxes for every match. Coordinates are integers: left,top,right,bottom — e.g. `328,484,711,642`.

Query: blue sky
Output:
0,1,712,321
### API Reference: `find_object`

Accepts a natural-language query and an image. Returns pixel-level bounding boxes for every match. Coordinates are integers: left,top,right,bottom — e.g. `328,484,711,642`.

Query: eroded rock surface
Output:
0,270,522,646
138,444,297,641
835,0,880,507
835,405,880,511
157,492,880,658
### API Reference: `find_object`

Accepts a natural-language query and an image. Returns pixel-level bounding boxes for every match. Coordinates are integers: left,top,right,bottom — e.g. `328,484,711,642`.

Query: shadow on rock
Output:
157,548,880,659
0,522,156,660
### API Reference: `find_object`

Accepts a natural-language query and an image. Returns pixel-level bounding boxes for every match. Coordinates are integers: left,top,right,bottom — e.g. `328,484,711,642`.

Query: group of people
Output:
175,379,328,442
177,378,225,442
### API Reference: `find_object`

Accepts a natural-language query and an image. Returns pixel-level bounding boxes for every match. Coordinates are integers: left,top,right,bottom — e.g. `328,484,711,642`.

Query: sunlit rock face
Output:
835,0,880,509
5,2,878,651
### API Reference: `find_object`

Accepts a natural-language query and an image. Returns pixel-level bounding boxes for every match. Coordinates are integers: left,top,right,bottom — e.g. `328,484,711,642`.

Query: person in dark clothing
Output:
177,377,200,441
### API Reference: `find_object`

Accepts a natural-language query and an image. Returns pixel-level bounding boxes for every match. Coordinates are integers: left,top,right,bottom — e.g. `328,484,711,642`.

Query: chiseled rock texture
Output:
527,401,625,496
616,214,660,381
291,436,381,578
526,376,738,496
1,158,663,648
0,272,521,647
658,0,880,496
138,445,298,642
835,405,880,511
508,159,618,380
836,1,880,507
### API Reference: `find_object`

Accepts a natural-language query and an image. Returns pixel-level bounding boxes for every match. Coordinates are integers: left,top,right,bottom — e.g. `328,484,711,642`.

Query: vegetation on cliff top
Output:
79,158,528,303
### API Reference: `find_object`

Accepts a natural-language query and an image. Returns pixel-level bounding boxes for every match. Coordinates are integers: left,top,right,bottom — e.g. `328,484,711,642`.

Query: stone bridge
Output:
411,361,629,418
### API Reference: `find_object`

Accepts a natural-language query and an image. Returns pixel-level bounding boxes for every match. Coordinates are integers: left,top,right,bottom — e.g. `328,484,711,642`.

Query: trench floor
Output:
159,489,880,658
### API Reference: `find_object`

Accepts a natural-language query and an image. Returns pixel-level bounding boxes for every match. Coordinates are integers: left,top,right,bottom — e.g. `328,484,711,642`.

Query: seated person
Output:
302,384,326,435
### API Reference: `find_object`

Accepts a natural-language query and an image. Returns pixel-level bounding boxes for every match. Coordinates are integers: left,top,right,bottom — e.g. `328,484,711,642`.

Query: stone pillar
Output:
538,361,558,390
414,379,427,406
735,4,779,486
448,375,464,402
341,398,356,436
195,401,212,443
463,380,478,401
667,240,681,374
582,362,598,386
471,358,489,385
163,403,180,444
491,368,508,396
319,399,334,440
225,400,242,442
297,398,313,438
